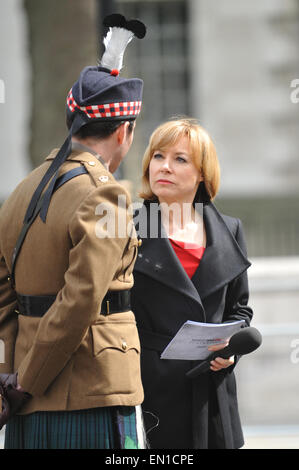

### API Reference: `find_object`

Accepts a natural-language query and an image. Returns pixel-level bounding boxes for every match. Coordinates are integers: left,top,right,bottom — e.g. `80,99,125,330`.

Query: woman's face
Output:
149,135,203,205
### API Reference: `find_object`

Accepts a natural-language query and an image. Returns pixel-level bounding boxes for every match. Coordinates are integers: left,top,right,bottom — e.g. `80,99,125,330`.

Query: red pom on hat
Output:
110,69,119,77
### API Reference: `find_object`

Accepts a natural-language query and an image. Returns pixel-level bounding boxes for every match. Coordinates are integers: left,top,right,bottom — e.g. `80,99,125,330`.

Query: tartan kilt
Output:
4,406,144,449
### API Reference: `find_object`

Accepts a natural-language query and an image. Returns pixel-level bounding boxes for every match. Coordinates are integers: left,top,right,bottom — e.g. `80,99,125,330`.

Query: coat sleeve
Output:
222,219,253,372
17,183,132,396
222,219,253,327
0,250,18,374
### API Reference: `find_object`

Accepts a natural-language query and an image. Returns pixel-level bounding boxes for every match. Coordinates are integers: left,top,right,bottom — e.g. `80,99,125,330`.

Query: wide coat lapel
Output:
191,202,251,300
133,199,251,318
133,202,205,318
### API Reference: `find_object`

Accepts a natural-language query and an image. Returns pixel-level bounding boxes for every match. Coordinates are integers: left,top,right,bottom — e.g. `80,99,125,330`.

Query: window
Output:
117,0,189,139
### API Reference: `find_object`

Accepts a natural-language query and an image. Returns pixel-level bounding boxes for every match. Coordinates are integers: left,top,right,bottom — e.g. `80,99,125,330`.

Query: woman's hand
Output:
208,342,234,372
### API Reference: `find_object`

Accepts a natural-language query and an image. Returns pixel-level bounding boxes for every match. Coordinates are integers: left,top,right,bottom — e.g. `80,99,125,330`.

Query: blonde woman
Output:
131,118,253,449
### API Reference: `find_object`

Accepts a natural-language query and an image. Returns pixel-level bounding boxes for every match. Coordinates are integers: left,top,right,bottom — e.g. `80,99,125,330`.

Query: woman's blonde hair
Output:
139,117,220,201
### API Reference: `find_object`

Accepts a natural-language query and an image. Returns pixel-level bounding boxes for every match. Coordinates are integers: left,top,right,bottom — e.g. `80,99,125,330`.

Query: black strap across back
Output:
10,165,88,288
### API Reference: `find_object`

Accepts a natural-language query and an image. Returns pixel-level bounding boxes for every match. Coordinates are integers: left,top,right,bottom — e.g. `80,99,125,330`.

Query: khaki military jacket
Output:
0,148,143,414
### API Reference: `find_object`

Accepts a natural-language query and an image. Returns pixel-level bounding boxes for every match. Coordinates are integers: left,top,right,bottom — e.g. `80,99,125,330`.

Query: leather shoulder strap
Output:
10,166,88,288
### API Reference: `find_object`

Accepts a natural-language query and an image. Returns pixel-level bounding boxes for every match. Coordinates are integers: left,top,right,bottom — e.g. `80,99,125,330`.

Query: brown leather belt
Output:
16,289,131,317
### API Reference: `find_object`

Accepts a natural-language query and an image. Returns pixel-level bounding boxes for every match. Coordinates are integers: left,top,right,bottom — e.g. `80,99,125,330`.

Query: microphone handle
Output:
186,344,233,379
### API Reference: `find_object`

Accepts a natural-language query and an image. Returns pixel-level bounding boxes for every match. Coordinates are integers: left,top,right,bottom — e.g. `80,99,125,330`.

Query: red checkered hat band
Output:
67,89,142,119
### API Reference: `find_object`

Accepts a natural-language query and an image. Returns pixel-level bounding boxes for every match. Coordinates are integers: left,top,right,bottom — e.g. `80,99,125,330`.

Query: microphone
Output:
186,326,262,379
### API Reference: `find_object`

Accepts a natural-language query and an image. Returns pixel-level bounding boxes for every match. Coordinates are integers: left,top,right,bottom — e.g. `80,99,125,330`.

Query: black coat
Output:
131,199,253,449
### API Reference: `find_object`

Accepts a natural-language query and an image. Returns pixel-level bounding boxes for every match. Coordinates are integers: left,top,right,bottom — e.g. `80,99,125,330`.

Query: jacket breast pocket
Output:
88,321,141,396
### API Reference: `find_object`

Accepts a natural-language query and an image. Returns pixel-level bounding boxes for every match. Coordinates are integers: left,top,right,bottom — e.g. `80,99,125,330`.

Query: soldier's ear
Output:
116,122,130,145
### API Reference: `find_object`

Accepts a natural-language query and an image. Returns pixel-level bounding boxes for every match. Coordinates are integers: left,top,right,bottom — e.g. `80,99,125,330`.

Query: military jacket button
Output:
122,341,127,351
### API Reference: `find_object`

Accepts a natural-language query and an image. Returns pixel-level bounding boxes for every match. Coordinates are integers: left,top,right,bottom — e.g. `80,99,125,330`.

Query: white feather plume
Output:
100,27,135,71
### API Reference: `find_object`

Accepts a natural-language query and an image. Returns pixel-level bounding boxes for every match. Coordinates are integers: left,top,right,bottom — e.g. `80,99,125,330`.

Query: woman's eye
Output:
153,153,163,159
177,156,187,163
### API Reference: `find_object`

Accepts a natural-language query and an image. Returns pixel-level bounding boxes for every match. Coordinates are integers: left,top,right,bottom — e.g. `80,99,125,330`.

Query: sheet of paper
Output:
160,320,246,360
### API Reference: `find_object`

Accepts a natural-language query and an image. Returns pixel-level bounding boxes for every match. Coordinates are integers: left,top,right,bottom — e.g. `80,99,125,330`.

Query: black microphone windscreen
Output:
229,326,262,355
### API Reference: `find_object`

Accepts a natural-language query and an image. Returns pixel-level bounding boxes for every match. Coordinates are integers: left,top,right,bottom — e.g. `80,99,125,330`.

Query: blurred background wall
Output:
0,0,299,449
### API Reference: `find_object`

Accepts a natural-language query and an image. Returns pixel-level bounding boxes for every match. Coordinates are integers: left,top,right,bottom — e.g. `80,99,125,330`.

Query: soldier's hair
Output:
66,115,135,140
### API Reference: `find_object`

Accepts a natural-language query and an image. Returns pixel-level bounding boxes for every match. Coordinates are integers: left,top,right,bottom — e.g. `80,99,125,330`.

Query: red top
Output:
169,238,205,279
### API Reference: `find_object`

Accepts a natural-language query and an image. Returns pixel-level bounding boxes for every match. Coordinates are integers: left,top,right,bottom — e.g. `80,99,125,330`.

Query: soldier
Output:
0,14,146,449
